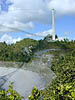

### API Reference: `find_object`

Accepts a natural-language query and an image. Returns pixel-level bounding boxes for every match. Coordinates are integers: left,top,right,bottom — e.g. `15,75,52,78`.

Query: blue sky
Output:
0,0,75,44
55,15,75,40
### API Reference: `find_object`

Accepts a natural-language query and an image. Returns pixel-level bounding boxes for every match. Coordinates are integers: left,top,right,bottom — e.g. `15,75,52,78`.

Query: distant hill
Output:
0,36,75,62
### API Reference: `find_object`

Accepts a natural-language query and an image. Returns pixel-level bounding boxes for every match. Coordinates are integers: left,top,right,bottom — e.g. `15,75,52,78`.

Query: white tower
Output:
52,9,56,40
0,0,2,14
0,1,1,12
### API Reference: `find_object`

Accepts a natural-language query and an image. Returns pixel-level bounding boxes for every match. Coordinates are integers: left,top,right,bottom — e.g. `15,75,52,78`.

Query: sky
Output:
0,0,75,44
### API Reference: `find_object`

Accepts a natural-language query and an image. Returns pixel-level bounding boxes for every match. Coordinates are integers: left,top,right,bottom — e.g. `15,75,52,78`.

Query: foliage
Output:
28,86,42,100
0,37,75,62
43,83,75,100
0,39,38,62
0,38,75,100
43,49,75,100
27,45,75,100
0,82,24,100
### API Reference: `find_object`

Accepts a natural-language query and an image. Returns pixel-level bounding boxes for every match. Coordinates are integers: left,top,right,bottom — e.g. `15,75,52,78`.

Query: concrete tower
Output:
0,1,1,11
52,9,56,40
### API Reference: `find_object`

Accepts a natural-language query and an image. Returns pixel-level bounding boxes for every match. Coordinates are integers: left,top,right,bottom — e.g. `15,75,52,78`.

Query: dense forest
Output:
0,38,38,62
0,36,75,62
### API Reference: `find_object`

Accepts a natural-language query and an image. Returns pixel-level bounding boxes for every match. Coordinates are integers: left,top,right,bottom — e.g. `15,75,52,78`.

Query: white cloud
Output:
0,0,75,33
48,0,75,16
0,21,34,33
0,34,22,44
57,36,70,41
35,29,53,37
0,0,51,33
26,29,53,39
58,37,65,41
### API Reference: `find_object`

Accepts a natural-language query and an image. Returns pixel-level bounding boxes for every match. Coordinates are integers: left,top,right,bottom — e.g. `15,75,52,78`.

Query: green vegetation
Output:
0,38,38,62
37,39,75,50
0,82,24,100
0,36,75,62
28,48,75,100
28,86,42,100
27,39,75,100
42,49,75,100
0,37,75,100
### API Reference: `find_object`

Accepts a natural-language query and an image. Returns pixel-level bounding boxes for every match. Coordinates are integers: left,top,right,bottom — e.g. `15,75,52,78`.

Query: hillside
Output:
28,46,75,100
0,36,75,62
0,37,75,100
0,38,38,62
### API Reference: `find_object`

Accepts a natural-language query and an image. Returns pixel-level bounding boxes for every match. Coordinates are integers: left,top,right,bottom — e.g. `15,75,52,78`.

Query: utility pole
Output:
52,8,56,40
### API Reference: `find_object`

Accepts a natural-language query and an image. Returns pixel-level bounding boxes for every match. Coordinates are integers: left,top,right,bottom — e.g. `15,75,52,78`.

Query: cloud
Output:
0,0,75,33
58,36,70,41
35,29,53,37
48,0,75,16
58,37,65,41
0,21,34,33
26,29,53,39
0,0,51,33
0,34,22,44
